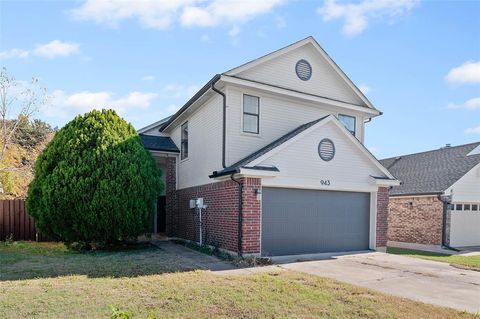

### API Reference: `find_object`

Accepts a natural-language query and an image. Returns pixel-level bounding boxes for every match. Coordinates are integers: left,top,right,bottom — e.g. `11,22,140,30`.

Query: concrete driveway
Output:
277,252,480,314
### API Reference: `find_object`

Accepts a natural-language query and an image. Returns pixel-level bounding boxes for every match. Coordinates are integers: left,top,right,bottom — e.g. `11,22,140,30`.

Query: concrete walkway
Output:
276,252,480,314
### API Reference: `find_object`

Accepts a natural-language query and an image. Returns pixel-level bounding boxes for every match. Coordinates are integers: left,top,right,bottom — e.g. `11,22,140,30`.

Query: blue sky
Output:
1,0,479,158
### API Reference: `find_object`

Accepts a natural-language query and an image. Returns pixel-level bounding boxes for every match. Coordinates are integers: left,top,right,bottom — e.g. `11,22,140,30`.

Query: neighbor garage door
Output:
261,187,370,256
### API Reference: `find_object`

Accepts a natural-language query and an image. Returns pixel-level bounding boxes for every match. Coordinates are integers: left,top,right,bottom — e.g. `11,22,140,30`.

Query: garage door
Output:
261,187,371,256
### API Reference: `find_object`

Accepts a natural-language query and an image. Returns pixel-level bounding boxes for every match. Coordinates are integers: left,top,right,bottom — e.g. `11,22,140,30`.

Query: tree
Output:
0,67,48,164
27,109,163,246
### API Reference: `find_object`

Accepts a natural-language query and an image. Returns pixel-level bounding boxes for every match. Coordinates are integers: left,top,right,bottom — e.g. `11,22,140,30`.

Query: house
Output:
139,36,399,257
380,142,480,248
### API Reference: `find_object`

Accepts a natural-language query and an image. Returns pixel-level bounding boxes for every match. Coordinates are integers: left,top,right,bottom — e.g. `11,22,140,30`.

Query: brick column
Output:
165,157,177,237
376,187,389,249
241,177,261,255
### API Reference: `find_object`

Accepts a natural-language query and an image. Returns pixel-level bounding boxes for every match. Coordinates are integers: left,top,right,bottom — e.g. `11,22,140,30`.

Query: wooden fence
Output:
0,199,46,241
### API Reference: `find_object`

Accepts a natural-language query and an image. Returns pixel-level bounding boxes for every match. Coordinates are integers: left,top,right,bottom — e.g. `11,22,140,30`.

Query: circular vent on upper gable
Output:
318,138,335,161
295,59,312,81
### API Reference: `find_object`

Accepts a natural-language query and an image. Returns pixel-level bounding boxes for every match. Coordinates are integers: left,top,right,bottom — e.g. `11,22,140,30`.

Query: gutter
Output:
230,173,243,257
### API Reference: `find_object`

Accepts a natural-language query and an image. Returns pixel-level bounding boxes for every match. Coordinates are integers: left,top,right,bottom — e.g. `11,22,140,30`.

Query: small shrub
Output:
109,306,130,319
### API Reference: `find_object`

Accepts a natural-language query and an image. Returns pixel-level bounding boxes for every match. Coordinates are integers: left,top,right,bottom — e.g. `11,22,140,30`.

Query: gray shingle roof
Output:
380,142,480,196
210,116,328,177
139,134,179,153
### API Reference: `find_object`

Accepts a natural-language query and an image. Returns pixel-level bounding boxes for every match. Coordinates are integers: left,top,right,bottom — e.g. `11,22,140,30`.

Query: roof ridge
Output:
381,141,480,161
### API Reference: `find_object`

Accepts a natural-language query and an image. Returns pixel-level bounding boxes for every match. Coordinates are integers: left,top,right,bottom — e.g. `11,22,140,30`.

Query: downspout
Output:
211,78,227,169
437,194,460,252
231,173,243,257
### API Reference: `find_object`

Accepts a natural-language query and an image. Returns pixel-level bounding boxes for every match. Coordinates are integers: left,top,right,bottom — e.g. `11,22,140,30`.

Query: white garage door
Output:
450,211,480,247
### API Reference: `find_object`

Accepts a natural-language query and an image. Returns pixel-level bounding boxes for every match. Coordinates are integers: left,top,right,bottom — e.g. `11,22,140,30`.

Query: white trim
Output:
138,117,171,134
372,177,401,187
224,36,377,111
246,115,396,180
238,168,279,178
221,75,380,116
148,150,180,157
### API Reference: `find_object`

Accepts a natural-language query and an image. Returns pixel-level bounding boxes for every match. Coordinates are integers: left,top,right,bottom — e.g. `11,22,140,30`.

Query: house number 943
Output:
320,180,331,186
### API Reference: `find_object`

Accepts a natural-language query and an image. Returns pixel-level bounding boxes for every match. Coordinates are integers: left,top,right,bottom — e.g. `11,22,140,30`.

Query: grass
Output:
0,241,477,319
388,247,480,270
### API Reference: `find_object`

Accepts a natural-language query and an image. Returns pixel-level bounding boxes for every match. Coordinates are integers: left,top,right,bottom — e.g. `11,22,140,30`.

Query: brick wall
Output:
165,157,177,236
167,172,262,254
376,187,389,248
388,195,443,245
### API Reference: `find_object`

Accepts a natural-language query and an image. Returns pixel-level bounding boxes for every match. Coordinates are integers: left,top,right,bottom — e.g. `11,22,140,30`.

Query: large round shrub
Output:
27,109,163,245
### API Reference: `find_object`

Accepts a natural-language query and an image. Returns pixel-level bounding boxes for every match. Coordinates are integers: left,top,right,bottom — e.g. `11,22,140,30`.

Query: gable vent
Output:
295,59,312,81
318,138,335,161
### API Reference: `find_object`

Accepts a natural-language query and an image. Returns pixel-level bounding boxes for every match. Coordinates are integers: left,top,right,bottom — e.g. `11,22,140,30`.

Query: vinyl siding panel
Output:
446,163,480,203
258,121,383,192
236,43,364,106
225,85,365,165
170,95,223,189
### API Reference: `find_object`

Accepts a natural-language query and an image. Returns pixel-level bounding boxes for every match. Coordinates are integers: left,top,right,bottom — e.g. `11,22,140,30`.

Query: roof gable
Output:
212,115,394,180
225,37,376,110
380,142,480,196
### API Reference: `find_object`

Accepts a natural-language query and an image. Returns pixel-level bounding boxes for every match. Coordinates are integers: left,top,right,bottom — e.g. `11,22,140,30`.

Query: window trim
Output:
180,121,189,160
242,94,260,135
338,114,356,136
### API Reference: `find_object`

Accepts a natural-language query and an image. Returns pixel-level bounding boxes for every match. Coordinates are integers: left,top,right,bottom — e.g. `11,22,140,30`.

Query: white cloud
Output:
72,0,198,29
0,40,80,60
200,34,211,43
71,0,284,32
275,15,286,29
448,97,480,110
44,90,158,118
181,0,284,27
358,84,371,94
228,25,241,37
33,40,80,59
0,48,30,60
465,126,480,135
317,0,419,36
142,75,155,81
163,84,199,99
446,61,480,84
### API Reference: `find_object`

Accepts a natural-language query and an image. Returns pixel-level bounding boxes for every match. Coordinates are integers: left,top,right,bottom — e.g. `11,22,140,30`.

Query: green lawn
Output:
0,241,477,319
388,247,480,270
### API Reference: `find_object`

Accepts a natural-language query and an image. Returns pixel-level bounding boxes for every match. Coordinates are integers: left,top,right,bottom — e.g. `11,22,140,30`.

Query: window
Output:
472,204,478,211
243,94,260,134
181,122,188,160
456,204,463,211
338,114,356,135
464,204,471,211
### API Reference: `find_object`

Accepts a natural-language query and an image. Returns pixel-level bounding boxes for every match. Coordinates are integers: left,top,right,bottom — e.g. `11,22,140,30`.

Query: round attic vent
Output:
295,59,312,81
318,138,335,161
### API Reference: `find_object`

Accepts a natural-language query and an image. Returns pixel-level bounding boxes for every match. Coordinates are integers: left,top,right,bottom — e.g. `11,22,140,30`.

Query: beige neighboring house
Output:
381,142,480,249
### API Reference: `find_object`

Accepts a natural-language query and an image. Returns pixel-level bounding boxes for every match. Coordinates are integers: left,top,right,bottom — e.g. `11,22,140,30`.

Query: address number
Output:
320,180,331,186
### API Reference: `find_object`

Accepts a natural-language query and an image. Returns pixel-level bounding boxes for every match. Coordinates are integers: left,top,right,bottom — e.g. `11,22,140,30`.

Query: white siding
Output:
169,95,223,189
450,211,480,247
236,43,364,106
258,121,384,192
141,127,168,136
225,85,366,165
446,163,480,202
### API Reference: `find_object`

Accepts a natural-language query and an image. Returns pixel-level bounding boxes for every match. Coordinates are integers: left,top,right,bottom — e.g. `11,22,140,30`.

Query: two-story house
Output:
139,37,399,257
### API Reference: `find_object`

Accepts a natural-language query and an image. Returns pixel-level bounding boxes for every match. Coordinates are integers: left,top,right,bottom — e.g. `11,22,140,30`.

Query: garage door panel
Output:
261,187,370,256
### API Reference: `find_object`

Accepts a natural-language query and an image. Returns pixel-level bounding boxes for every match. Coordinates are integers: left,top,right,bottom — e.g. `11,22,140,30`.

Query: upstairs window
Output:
243,94,260,134
181,121,188,160
338,114,356,136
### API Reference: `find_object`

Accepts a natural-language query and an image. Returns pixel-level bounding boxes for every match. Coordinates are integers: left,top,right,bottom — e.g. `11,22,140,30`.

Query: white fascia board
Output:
221,75,380,117
148,150,180,157
224,36,377,111
247,115,397,180
138,117,170,134
238,168,279,178
371,177,401,187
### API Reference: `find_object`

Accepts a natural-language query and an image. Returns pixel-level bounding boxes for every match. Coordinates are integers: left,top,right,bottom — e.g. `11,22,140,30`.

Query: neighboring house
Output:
139,36,399,257
380,142,480,248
